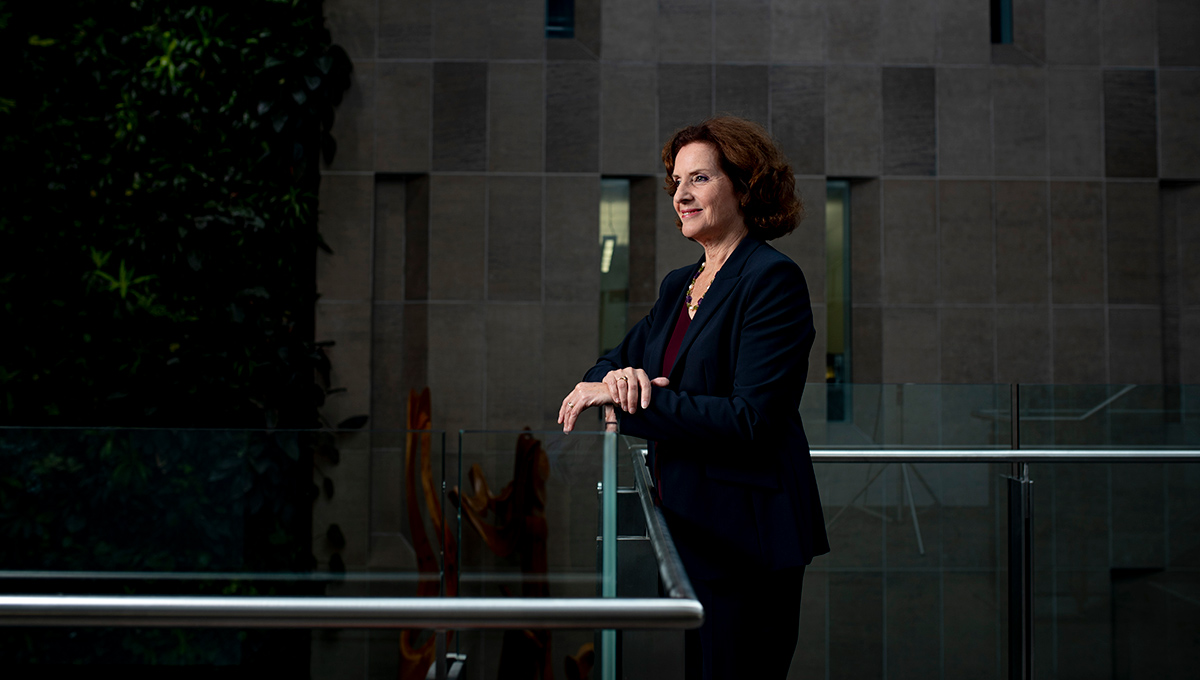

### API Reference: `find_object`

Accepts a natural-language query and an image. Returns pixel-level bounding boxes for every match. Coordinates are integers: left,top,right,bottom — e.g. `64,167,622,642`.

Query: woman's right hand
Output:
558,382,616,434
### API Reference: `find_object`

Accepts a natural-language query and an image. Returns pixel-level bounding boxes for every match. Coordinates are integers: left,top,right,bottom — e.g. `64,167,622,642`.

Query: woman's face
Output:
672,142,743,244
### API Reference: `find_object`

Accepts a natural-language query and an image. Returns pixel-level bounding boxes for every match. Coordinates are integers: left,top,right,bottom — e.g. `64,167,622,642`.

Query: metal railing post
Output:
1008,384,1033,680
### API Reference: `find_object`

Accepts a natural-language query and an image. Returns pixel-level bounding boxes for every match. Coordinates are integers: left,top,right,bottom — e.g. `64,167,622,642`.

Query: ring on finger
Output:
567,401,573,407
617,376,629,382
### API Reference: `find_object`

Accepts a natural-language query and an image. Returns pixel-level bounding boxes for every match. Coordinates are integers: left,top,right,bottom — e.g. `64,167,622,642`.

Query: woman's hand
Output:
558,382,614,434
603,368,670,415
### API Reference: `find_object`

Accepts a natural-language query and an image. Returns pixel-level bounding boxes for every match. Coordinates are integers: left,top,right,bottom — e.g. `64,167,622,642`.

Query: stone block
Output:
826,66,882,177
373,176,407,303
1182,310,1200,383
488,177,543,302
1159,71,1200,179
997,306,1052,383
996,181,1049,304
601,64,658,175
1107,181,1161,305
325,60,375,172
882,307,940,382
1109,308,1163,384
487,0,543,59
1158,0,1200,66
547,61,601,173
851,305,883,383
369,304,407,429
1013,0,1047,62
882,67,935,176
936,67,991,176
433,0,488,59
657,0,711,62
429,175,486,300
769,66,825,176
601,0,657,61
993,67,1047,177
400,303,428,398
1050,181,1105,304
432,62,488,171
376,63,431,174
881,0,936,64
1052,307,1108,382
405,177,430,302
941,307,996,383
543,303,600,427
1048,68,1103,177
1175,184,1200,307
828,0,881,63
772,178,827,303
1101,0,1156,66
715,65,769,130
379,0,431,58
489,63,544,173
935,0,990,63
546,176,602,304
1103,70,1158,178
850,179,882,304
828,573,883,675
486,305,545,429
318,174,375,301
427,303,486,434
938,180,994,304
657,64,712,149
882,180,937,304
316,301,373,424
1046,0,1099,65
771,0,824,63
324,0,375,60
715,0,770,62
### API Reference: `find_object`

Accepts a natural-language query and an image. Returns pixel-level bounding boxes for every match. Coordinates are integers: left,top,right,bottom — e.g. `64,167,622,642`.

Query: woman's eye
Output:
694,175,708,183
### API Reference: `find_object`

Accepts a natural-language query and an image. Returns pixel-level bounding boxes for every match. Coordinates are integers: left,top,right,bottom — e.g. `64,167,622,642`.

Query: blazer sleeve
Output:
582,272,675,384
616,259,815,449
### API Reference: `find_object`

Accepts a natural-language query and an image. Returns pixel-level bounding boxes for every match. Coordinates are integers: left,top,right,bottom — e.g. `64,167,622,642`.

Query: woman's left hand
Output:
558,382,615,434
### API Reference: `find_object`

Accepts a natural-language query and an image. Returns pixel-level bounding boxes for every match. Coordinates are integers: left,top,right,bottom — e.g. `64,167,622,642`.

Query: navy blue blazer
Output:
585,236,829,578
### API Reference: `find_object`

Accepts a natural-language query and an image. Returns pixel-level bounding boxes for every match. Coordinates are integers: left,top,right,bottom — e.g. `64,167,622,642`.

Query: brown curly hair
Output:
662,117,804,241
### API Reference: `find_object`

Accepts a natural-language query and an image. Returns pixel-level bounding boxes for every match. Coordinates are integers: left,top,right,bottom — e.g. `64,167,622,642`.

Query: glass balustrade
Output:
1,384,1198,679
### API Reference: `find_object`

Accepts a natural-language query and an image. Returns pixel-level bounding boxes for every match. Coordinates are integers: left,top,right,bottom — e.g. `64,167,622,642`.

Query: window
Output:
599,179,630,354
826,181,851,422
546,0,575,39
990,0,1013,44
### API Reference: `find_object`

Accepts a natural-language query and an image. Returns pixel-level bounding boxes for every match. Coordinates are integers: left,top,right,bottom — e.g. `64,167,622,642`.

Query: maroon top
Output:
654,302,692,503
662,302,692,379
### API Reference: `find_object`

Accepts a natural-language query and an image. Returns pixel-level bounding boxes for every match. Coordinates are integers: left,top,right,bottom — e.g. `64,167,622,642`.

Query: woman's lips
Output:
680,208,702,218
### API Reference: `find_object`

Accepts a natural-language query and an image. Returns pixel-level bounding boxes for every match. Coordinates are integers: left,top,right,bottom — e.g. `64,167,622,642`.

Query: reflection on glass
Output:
826,181,851,422
599,179,631,354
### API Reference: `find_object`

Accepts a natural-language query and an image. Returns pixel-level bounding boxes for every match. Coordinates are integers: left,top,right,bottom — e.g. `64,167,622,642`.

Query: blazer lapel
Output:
644,263,697,378
667,237,763,383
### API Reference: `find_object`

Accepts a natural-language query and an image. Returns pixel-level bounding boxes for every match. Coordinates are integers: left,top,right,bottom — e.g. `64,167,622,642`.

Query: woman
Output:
557,117,829,679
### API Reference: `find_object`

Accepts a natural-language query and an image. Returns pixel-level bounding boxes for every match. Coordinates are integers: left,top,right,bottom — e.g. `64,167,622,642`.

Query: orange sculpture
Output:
398,387,458,679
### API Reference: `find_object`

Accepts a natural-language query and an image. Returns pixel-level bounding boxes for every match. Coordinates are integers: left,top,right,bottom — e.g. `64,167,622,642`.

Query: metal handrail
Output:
0,438,704,631
810,449,1200,463
0,595,701,629
628,444,697,602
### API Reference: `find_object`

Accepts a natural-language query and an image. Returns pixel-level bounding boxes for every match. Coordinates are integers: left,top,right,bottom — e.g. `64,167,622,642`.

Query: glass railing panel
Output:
454,430,631,680
1018,384,1200,448
0,426,445,668
1029,460,1200,679
802,384,1012,448
809,460,1009,678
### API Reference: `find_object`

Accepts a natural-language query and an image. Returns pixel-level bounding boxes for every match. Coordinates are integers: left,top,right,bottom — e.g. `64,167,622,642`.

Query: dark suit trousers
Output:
684,565,806,680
